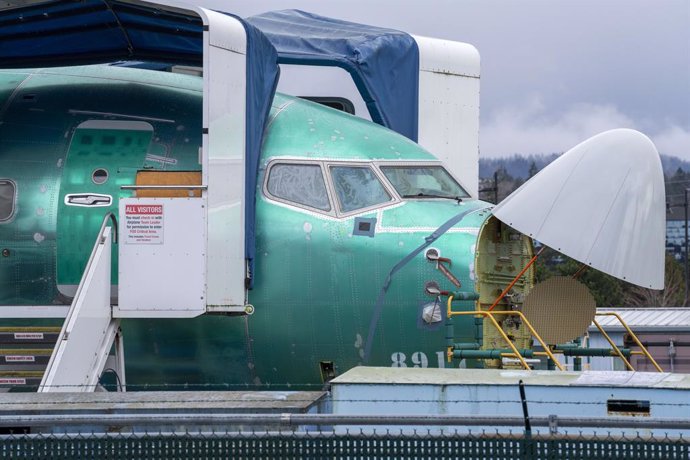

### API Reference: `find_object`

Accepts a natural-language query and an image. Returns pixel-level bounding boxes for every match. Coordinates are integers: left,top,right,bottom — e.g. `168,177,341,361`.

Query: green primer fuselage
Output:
0,66,515,388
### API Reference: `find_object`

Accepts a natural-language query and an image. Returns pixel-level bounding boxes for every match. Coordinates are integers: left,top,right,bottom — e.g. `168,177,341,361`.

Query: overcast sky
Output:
204,0,689,159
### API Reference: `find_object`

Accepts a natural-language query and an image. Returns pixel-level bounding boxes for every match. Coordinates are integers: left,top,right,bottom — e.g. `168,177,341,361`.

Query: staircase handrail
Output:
40,212,119,392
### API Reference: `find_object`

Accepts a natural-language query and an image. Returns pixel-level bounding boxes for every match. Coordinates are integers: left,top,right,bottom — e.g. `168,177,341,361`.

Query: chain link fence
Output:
1,429,688,460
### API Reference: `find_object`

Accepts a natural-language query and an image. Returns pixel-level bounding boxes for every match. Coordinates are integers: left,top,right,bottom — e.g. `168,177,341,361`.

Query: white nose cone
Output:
492,129,665,289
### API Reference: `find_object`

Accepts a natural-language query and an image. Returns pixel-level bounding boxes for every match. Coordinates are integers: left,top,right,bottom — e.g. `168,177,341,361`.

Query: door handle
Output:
64,193,112,207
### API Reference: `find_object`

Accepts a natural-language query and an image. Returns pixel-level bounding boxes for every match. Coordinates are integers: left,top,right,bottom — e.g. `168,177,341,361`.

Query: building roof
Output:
590,308,690,331
333,366,690,389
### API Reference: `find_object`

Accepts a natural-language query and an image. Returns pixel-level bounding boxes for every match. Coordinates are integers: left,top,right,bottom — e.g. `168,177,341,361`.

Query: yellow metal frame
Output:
594,312,663,373
445,298,663,373
446,296,565,371
591,319,634,371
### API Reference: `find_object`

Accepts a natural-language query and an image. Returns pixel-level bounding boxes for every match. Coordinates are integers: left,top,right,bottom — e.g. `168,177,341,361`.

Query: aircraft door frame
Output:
56,119,154,299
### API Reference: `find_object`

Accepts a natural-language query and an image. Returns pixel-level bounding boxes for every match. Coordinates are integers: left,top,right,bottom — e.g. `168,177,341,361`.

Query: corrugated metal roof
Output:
590,308,690,330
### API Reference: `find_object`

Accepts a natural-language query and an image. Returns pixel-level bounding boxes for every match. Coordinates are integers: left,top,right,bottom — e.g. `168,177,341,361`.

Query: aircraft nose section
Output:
492,129,665,289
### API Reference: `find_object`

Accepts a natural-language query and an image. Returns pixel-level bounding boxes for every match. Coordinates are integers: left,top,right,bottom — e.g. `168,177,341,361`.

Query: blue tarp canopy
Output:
0,0,279,279
247,9,420,141
0,2,421,281
0,0,206,67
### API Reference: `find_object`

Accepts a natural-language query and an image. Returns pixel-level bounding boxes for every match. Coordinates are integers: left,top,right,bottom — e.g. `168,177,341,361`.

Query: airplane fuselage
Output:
0,66,534,388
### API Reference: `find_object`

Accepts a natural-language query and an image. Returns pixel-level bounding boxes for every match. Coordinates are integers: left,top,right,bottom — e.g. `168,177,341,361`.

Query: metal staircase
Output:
0,215,124,392
1,194,213,392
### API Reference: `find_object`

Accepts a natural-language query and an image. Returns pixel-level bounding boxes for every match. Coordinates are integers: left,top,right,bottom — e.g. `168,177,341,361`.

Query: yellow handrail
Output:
488,310,565,371
592,318,635,371
595,312,664,373
446,296,565,371
445,296,663,373
446,296,528,369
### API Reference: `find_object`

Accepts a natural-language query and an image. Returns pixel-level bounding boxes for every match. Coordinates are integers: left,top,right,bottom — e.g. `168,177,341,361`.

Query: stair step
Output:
0,370,44,388
0,327,61,345
0,331,59,389
0,349,52,367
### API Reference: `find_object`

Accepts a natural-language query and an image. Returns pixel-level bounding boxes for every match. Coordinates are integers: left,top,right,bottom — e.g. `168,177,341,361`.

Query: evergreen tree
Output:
535,247,624,308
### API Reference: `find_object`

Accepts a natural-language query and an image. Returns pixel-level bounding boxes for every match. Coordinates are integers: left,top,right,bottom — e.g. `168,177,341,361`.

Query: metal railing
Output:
593,311,664,372
38,212,122,392
120,185,207,190
446,295,664,372
446,296,564,370
1,413,689,430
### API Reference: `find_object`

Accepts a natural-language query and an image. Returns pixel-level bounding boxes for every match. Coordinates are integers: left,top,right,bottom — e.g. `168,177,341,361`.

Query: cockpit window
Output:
330,166,391,213
0,180,16,222
266,163,331,211
380,165,470,199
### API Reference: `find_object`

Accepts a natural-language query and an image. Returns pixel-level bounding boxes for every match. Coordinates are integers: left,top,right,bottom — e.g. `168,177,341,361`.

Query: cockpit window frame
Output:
373,160,472,201
263,159,337,217
263,159,470,218
325,161,397,217
263,158,403,218
0,179,17,224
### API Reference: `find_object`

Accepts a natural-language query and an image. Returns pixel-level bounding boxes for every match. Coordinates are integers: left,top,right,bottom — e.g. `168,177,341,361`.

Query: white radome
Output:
493,129,665,289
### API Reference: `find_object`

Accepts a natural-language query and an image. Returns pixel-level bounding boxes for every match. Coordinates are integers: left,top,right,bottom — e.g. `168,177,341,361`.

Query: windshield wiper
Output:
402,193,464,203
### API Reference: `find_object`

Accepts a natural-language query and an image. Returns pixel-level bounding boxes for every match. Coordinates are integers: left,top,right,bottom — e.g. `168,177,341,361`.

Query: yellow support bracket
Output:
595,312,664,373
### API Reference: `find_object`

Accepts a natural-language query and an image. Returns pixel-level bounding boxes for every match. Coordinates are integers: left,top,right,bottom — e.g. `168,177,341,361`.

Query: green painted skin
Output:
0,66,494,389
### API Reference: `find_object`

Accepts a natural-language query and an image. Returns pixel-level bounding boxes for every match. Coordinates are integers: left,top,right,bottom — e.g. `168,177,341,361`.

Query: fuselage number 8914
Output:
391,351,448,368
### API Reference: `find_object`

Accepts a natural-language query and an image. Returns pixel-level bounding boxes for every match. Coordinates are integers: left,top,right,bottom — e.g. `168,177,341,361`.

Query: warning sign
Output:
124,204,164,244
14,332,43,340
5,356,34,363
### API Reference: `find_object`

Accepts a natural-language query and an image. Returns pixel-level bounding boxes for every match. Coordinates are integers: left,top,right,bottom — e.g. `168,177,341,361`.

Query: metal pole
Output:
518,380,531,435
2,413,690,429
683,188,689,307
494,171,498,204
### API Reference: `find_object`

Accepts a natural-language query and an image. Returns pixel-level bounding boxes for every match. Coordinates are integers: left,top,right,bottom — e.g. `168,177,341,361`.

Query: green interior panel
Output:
56,123,153,290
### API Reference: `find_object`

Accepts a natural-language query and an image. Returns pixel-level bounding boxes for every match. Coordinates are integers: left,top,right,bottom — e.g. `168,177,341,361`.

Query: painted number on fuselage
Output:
390,351,440,368
391,352,408,367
